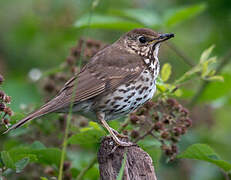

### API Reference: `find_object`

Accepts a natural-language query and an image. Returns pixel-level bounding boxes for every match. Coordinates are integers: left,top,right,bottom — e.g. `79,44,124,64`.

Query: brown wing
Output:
3,44,144,133
58,45,144,107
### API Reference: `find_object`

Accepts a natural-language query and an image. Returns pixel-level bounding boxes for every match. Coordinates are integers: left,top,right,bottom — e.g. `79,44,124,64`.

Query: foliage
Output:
0,0,231,179
178,144,231,172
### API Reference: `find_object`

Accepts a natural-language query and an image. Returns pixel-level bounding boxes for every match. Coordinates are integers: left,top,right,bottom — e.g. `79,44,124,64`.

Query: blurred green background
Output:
0,0,231,179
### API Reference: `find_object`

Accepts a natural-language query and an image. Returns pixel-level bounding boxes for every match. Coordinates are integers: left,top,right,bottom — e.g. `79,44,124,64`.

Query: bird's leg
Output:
97,112,133,147
110,128,128,138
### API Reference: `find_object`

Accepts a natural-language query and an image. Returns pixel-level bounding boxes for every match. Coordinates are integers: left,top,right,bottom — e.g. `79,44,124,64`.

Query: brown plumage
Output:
5,28,174,146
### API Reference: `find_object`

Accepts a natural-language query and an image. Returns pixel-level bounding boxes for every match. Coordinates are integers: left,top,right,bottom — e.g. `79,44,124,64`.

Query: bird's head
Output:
120,28,174,58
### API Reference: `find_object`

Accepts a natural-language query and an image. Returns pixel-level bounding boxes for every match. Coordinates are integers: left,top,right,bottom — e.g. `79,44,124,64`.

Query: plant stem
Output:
58,105,73,180
76,157,97,180
134,124,156,143
167,42,195,67
189,49,231,107
58,0,98,179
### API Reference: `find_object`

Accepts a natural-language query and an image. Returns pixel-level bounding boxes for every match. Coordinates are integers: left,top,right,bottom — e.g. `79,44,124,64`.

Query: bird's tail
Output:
3,94,65,134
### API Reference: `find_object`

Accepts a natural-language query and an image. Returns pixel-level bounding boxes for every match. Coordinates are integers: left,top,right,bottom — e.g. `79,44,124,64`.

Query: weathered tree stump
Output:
98,136,157,180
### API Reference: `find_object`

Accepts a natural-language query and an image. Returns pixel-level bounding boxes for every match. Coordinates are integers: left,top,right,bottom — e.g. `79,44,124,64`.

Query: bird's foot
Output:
110,128,129,138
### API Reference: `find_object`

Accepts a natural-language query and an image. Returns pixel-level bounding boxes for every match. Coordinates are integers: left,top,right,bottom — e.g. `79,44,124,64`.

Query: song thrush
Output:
5,28,174,146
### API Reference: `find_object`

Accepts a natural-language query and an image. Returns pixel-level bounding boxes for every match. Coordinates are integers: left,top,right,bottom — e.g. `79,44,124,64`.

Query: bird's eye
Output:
138,36,147,43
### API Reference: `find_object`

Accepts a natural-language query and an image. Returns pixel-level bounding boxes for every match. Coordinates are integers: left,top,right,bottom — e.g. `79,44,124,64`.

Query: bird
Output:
4,28,174,146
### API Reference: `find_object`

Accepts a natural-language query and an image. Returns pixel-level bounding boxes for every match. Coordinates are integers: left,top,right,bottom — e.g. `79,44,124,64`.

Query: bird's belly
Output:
98,71,156,120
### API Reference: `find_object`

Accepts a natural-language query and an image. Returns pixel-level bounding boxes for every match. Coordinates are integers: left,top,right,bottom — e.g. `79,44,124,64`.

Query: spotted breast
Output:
96,53,159,121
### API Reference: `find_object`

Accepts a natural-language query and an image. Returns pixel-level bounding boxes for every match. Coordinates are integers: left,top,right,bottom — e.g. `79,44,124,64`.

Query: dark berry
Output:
79,119,88,127
161,131,170,139
171,144,178,153
4,96,11,103
130,114,140,124
44,81,55,92
66,56,75,65
144,101,155,109
180,107,189,116
185,118,192,128
0,103,5,111
153,122,163,131
63,161,71,171
0,74,4,84
131,130,139,139
0,91,5,99
173,127,182,136
166,98,178,107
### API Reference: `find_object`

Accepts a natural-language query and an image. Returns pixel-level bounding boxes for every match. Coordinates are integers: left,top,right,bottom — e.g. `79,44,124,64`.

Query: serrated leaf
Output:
1,151,15,169
164,3,206,28
74,14,143,31
178,144,231,172
161,63,172,82
200,45,215,63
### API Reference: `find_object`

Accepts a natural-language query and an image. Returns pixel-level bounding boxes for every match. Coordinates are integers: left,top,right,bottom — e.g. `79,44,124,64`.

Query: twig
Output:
189,48,231,107
76,157,97,180
118,117,130,132
134,124,156,143
167,42,195,67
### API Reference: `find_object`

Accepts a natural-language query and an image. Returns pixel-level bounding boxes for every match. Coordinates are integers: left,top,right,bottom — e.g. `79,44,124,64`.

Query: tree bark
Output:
98,136,157,180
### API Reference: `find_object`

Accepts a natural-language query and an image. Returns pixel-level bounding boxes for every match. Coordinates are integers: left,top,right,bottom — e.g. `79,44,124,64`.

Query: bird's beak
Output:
149,33,174,44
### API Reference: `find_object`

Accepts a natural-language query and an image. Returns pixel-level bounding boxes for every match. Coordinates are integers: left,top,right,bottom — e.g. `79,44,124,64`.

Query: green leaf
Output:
1,151,15,169
200,73,231,101
200,45,215,63
178,144,231,172
15,157,30,173
68,129,106,149
109,9,161,27
40,177,48,180
116,153,127,180
74,14,143,31
201,57,217,78
174,66,200,85
29,141,46,149
9,112,25,125
36,148,62,167
164,3,206,28
161,63,172,82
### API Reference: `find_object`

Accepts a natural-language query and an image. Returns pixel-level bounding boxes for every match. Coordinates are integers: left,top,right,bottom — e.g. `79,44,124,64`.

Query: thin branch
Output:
118,117,130,132
189,48,231,107
166,42,195,67
134,124,156,143
76,157,97,180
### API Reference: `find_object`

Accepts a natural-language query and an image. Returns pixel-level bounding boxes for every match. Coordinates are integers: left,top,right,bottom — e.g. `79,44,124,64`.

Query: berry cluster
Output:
128,98,192,160
0,74,13,128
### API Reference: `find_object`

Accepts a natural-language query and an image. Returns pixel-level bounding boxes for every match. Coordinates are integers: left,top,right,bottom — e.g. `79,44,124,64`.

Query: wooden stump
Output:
98,136,157,180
